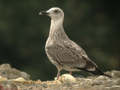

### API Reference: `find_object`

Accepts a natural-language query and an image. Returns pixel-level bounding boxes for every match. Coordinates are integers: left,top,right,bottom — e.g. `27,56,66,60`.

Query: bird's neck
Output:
49,18,68,41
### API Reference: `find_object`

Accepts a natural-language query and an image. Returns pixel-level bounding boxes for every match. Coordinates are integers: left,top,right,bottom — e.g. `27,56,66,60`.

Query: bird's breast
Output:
45,38,54,48
45,38,60,66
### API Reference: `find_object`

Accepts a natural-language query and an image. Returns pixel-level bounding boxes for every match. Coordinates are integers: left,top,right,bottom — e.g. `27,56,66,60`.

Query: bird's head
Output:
39,7,64,21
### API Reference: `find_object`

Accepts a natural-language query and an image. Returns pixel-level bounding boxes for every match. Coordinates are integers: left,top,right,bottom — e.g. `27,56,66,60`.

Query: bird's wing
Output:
63,40,98,69
47,40,98,71
46,42,81,66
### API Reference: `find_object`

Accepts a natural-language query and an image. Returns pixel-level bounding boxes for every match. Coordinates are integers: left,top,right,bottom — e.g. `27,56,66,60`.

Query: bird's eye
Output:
54,10,59,13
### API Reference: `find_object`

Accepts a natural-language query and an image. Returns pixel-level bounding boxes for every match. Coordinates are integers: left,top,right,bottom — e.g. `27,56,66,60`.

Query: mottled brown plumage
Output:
39,7,111,79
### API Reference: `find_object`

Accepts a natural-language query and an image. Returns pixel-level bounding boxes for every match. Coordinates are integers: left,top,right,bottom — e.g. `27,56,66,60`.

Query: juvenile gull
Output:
39,7,111,79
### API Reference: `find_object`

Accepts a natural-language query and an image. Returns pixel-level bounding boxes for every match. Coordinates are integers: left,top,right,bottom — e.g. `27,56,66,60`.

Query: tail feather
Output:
90,67,104,75
76,67,112,78
89,68,112,78
103,73,112,78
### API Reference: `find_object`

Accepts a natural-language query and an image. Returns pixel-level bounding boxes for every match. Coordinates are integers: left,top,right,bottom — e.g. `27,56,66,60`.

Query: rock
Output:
79,78,93,87
106,85,120,90
58,74,76,83
12,77,26,82
95,75,110,80
0,63,120,90
0,76,7,81
111,70,120,78
114,79,120,85
92,75,110,85
0,82,18,90
0,64,30,80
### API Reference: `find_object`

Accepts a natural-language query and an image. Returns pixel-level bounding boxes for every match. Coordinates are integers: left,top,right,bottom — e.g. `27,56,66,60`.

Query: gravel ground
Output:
0,64,120,90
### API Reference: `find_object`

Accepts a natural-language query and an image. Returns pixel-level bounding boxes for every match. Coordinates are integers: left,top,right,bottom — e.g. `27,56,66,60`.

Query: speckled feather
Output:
40,7,111,78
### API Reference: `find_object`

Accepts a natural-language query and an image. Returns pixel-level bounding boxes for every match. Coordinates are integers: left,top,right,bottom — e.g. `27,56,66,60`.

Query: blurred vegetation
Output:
0,0,119,80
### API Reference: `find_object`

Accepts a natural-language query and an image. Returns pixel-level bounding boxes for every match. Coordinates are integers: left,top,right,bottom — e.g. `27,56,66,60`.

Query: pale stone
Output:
58,74,76,83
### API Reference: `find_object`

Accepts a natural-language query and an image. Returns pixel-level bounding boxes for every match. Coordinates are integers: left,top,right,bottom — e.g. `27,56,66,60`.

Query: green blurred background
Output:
0,0,119,80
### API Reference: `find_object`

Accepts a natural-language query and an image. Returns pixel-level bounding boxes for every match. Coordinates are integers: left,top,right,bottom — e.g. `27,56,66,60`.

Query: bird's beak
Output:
39,11,49,15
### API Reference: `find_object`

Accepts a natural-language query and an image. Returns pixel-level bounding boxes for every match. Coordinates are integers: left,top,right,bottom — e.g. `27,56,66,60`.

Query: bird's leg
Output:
57,68,61,80
57,72,60,80
69,71,72,75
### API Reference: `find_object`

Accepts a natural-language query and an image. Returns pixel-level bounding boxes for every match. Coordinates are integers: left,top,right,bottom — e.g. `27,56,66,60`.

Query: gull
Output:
39,7,111,79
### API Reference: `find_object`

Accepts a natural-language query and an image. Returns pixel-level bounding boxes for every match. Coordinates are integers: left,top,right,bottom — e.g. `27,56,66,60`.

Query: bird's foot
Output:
69,71,72,75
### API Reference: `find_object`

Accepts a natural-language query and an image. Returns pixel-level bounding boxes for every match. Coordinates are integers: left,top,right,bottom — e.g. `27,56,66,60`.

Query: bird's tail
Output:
76,66,112,78
103,73,112,78
90,67,112,78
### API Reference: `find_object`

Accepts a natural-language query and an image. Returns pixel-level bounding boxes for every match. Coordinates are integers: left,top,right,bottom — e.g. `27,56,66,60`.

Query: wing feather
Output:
46,40,97,71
